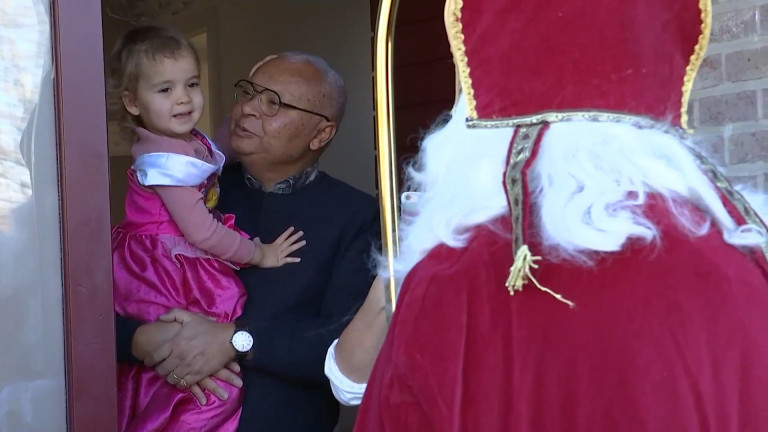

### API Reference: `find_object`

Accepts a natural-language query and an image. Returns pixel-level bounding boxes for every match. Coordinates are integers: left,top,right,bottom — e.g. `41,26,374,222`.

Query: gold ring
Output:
170,372,180,382
180,378,188,388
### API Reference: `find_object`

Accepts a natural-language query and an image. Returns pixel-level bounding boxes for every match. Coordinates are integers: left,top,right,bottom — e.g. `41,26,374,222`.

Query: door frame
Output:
373,0,401,315
50,0,414,428
52,0,118,430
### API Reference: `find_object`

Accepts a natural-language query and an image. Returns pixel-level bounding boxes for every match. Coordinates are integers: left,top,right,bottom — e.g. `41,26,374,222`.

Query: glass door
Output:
0,0,117,430
0,1,67,430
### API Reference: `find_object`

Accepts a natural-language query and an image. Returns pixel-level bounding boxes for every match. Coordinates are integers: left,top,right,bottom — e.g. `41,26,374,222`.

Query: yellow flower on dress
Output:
204,179,220,210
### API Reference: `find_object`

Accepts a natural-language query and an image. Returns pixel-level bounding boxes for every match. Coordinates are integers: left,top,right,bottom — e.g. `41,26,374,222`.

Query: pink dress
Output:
113,129,245,432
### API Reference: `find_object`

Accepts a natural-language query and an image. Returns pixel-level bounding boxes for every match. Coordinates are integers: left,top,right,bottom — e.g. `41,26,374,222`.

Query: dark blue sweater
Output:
217,164,379,432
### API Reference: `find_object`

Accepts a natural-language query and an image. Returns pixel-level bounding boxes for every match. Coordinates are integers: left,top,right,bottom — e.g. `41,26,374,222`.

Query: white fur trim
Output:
133,150,224,187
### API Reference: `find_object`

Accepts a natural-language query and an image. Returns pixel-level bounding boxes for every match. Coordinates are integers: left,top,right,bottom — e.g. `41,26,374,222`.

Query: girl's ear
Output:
122,91,140,116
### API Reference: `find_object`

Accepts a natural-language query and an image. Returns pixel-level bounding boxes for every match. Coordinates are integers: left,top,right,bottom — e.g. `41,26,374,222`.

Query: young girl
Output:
108,25,305,432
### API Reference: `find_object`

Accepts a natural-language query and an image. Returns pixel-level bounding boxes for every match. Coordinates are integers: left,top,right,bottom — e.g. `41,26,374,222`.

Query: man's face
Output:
229,57,330,166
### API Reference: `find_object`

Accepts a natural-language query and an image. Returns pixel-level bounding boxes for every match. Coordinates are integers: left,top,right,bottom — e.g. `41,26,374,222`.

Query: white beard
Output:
381,95,767,293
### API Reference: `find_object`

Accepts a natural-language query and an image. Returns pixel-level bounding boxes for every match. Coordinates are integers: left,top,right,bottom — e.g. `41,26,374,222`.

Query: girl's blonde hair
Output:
106,25,200,137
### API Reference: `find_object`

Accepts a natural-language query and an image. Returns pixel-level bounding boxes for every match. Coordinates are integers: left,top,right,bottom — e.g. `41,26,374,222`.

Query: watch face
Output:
232,330,254,353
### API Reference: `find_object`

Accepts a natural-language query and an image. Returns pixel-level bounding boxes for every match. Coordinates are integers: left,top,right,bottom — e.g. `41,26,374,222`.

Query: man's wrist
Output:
132,321,182,361
224,322,238,360
230,320,255,361
116,314,144,364
132,323,155,361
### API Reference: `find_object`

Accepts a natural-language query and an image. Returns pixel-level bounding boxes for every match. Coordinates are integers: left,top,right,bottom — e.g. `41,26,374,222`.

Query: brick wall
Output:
690,0,768,190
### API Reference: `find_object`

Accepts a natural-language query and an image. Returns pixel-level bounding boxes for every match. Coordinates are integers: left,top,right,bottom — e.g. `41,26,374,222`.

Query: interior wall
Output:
102,14,135,224
189,31,212,137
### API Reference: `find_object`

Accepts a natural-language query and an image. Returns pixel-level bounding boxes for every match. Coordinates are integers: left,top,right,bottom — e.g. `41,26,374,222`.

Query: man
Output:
116,52,379,432
354,0,768,430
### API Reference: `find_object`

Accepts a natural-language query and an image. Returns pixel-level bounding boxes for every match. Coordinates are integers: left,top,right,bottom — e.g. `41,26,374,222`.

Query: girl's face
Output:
122,50,203,141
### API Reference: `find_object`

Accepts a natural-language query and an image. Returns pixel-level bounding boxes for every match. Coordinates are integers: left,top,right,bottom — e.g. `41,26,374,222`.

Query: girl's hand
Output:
249,226,306,268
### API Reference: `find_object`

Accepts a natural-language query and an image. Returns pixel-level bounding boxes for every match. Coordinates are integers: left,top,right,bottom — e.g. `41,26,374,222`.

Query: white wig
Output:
382,95,767,287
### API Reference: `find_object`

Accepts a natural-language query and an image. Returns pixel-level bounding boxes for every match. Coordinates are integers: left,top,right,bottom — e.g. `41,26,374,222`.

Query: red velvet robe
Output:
355,198,768,431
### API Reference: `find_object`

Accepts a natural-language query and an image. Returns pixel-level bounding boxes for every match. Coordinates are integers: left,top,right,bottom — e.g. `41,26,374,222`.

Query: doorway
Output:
100,2,377,431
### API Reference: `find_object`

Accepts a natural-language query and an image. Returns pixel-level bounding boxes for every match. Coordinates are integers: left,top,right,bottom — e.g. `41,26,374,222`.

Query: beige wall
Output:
103,14,133,224
190,31,213,136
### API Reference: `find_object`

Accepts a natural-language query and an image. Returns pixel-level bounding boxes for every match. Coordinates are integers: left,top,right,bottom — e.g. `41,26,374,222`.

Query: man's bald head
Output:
250,52,346,124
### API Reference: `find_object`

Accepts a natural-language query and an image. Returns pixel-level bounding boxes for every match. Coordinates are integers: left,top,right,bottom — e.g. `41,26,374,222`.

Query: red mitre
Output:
446,0,710,131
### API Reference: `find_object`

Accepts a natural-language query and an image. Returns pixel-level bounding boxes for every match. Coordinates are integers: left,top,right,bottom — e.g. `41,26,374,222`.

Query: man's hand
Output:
144,308,237,389
188,362,243,405
132,320,181,362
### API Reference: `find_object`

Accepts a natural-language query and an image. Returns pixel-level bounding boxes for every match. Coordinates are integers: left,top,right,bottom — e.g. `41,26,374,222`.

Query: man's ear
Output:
122,91,140,116
309,122,337,151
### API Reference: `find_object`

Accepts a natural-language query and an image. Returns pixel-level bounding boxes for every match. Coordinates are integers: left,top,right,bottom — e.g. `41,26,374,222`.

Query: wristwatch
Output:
230,321,254,360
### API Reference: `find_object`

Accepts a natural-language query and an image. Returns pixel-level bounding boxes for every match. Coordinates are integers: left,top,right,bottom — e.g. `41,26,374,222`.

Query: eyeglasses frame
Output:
233,79,331,122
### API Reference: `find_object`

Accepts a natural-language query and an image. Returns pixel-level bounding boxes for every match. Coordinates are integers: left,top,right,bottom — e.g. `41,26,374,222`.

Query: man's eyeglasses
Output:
234,79,330,122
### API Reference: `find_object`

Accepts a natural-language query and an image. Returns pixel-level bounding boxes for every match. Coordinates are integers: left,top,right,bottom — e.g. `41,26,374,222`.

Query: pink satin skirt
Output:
113,225,246,432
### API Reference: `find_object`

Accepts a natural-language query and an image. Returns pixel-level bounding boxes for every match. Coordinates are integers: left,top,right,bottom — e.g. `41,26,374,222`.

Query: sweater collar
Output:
243,161,319,194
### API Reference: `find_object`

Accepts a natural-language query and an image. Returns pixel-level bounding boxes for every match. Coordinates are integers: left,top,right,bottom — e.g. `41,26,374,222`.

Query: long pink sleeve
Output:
153,185,256,264
131,128,255,264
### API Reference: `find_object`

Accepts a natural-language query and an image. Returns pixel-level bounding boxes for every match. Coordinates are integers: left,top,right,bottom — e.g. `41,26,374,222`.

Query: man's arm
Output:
120,312,242,403
324,275,388,406
334,274,388,383
115,314,184,364
238,205,381,383
115,314,143,364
